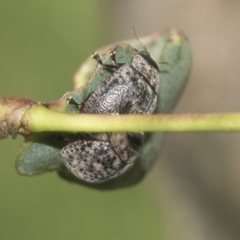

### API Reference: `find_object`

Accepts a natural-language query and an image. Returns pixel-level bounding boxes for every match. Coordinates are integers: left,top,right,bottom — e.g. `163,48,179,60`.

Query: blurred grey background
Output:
1,1,240,240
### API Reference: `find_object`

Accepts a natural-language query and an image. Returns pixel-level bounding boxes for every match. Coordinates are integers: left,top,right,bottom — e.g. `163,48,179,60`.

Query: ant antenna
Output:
131,26,148,52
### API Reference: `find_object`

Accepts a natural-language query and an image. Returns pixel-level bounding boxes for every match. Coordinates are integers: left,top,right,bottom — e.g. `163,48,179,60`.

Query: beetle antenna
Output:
131,26,148,52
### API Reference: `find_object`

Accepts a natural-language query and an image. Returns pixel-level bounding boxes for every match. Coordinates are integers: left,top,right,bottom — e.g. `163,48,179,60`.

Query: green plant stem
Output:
22,105,240,133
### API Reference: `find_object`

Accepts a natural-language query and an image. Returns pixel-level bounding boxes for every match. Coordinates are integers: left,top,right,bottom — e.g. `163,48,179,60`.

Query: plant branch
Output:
22,105,240,133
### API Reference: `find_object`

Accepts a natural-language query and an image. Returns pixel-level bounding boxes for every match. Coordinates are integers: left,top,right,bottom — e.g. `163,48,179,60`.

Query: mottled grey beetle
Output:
61,45,160,183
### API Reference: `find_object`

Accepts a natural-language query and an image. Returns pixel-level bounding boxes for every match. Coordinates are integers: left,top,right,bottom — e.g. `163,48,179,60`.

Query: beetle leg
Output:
67,96,80,108
92,52,123,70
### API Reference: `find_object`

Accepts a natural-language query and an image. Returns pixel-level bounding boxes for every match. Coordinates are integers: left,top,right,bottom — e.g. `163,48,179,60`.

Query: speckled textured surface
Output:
61,50,159,182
